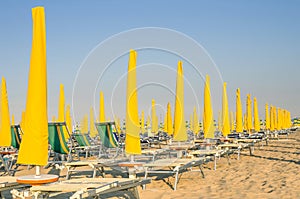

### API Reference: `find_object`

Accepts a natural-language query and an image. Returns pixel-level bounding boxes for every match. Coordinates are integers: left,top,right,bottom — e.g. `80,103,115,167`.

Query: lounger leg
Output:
66,166,71,180
129,187,140,199
143,168,148,190
92,166,97,178
199,165,205,178
174,171,179,191
214,155,217,170
226,152,231,165
249,146,253,156
237,149,240,160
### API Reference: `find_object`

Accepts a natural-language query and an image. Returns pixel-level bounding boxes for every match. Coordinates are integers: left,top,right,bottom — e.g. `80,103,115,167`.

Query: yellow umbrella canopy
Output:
277,108,282,130
167,102,173,135
65,104,72,133
203,75,214,138
164,111,168,132
17,7,48,166
99,91,105,122
80,114,88,134
287,111,292,128
115,117,121,133
265,103,270,130
243,113,247,131
246,94,252,132
155,115,159,133
189,114,193,132
20,111,26,130
235,88,243,133
11,114,15,125
230,111,234,132
151,99,157,134
282,109,286,129
58,84,69,139
274,106,278,130
89,107,97,137
270,105,274,131
253,97,260,132
221,82,230,137
146,116,151,130
173,61,187,141
125,49,141,155
217,111,221,132
193,106,200,134
58,84,65,122
0,77,12,146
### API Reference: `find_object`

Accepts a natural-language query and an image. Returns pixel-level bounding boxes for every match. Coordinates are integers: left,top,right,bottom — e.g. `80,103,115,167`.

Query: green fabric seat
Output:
11,125,22,149
95,122,118,148
48,122,70,154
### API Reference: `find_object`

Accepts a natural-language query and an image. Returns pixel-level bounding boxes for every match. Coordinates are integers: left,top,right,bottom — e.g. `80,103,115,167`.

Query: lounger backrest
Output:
11,125,22,149
95,122,118,148
48,122,70,154
73,133,91,147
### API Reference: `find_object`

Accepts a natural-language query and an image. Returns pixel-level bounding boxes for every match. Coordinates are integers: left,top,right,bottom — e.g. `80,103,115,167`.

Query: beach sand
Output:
2,130,300,198
139,131,300,199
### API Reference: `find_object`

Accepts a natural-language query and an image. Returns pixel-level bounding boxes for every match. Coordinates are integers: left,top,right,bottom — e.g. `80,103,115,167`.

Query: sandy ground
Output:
139,131,300,199
1,131,299,198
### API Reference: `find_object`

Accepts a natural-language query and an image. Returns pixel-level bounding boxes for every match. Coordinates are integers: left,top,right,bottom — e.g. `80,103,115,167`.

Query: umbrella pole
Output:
130,155,134,163
36,165,41,176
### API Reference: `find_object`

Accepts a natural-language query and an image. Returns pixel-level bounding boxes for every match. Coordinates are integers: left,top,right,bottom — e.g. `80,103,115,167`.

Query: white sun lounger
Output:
143,157,206,190
28,177,150,199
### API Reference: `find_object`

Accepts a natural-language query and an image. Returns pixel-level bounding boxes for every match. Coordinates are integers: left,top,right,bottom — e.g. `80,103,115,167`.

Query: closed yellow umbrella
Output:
203,75,214,138
265,103,270,130
243,113,247,131
270,105,274,131
66,104,72,133
11,114,15,125
58,84,65,122
20,111,25,130
277,108,282,130
221,82,230,137
287,111,292,128
146,116,151,131
164,111,168,132
151,99,157,134
99,91,105,122
193,107,200,134
273,106,277,130
17,7,49,167
167,102,173,135
58,84,69,139
115,117,121,133
173,61,187,141
189,114,193,132
282,110,287,129
246,94,252,133
81,114,88,134
230,111,234,132
0,77,12,146
89,107,97,137
125,49,141,155
253,97,260,132
235,88,243,133
217,111,221,132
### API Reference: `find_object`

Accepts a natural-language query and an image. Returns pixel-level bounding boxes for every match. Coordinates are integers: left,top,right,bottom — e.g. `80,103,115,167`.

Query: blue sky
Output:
1,0,299,123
